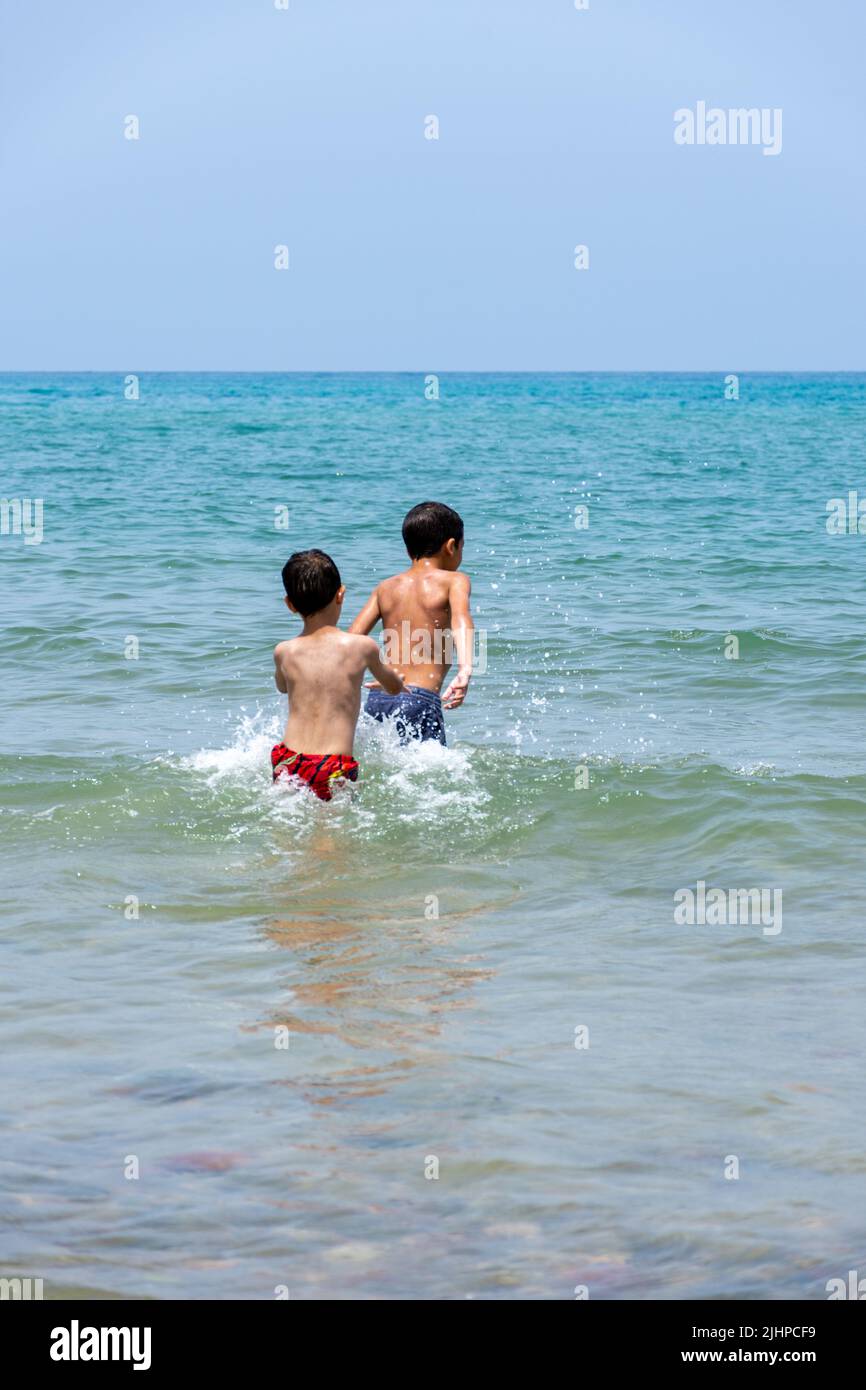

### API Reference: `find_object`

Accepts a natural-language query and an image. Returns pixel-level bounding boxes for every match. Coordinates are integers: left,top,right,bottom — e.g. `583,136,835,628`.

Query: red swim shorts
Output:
271,743,359,801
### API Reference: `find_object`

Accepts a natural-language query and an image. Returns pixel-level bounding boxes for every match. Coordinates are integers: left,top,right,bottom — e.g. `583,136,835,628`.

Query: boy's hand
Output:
371,672,405,696
442,669,471,709
363,639,405,696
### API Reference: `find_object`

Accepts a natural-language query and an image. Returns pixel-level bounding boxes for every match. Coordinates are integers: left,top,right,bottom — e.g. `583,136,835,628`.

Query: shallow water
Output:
2,372,865,1299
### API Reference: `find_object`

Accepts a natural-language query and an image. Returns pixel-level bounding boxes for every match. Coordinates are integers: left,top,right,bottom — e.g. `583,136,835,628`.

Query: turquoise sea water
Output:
2,372,865,1300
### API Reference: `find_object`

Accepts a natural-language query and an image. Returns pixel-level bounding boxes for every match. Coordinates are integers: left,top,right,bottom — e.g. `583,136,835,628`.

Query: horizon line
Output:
1,369,865,377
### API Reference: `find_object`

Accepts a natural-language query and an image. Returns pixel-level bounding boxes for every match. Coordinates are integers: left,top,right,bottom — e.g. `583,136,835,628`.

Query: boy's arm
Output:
362,637,405,696
349,586,382,635
273,643,288,693
442,573,473,709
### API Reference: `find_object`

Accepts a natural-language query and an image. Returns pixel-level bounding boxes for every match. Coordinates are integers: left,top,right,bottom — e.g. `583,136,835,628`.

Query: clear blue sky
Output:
3,0,864,369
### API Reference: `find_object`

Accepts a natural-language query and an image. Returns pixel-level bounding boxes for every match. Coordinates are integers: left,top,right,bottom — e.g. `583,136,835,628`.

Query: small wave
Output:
179,706,490,828
182,709,279,782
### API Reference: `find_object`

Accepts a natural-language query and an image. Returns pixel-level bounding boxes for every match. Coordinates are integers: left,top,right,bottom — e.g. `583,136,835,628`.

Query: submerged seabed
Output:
1,373,865,1299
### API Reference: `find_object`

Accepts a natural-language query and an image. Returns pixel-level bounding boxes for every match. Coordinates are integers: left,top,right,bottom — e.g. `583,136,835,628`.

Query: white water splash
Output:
179,705,489,824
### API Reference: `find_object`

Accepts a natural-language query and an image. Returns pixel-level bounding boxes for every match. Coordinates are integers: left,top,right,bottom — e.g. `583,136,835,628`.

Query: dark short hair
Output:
402,501,464,559
281,549,341,616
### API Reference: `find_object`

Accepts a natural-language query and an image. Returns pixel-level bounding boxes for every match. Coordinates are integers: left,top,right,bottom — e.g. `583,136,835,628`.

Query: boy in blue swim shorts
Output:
364,681,447,744
350,502,474,746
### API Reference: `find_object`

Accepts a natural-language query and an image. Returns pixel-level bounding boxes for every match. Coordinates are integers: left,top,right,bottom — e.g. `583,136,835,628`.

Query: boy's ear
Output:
284,595,299,614
336,585,346,604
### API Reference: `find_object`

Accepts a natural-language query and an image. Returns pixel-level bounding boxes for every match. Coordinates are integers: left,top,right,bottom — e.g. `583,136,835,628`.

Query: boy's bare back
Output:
275,628,387,755
371,567,471,694
353,564,475,700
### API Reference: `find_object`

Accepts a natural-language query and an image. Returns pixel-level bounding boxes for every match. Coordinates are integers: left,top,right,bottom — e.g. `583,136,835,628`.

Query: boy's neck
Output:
301,605,340,635
410,555,452,573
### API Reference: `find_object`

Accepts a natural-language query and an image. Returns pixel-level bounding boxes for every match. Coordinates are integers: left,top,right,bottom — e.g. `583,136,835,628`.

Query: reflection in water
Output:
256,828,499,1102
262,909,492,1060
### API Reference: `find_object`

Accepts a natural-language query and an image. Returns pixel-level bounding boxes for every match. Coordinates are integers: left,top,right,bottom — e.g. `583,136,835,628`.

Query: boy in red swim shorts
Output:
272,550,404,801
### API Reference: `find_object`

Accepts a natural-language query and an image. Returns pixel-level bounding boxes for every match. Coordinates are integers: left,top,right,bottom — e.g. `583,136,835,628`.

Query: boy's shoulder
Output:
315,627,377,658
273,633,317,662
346,630,379,656
333,629,379,671
275,630,373,663
377,569,406,589
430,568,471,596
380,566,470,589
